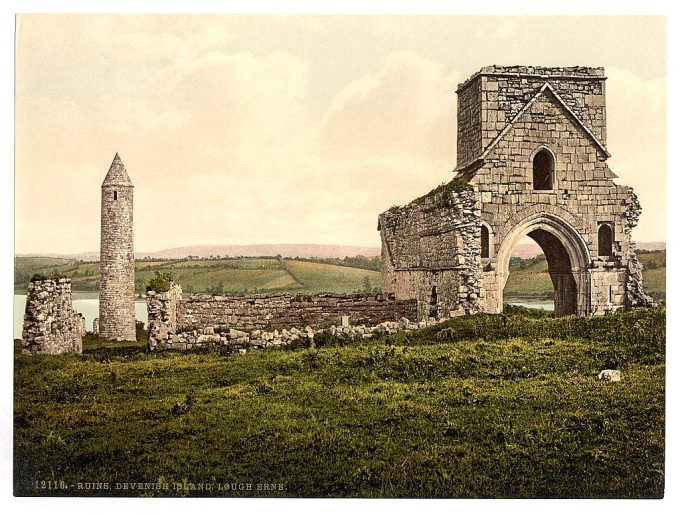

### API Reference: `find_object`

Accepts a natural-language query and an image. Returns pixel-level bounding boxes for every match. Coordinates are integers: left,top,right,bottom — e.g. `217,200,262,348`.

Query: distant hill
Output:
136,244,381,260
17,243,381,261
636,242,666,252
18,241,663,261
15,250,664,301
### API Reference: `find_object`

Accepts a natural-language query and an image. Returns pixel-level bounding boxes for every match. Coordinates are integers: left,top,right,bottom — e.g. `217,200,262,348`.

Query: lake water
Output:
13,293,148,340
505,298,554,311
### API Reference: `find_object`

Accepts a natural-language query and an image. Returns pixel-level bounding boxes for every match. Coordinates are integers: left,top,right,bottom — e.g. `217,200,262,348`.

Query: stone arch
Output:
531,146,556,190
494,204,582,256
493,212,592,316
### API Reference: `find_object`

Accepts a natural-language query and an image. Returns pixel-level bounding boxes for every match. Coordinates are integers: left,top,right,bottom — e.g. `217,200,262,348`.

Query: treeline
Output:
288,255,381,272
509,255,546,270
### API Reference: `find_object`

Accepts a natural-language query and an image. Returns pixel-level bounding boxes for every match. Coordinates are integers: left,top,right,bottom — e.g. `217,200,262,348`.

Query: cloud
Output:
604,66,666,240
85,15,237,63
99,95,193,134
317,51,460,166
17,15,663,254
16,37,471,253
475,19,518,40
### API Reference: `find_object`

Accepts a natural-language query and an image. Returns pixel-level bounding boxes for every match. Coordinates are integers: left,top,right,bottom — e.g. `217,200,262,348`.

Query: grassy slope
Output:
637,252,666,299
283,259,380,293
14,309,665,498
504,258,552,299
15,257,382,295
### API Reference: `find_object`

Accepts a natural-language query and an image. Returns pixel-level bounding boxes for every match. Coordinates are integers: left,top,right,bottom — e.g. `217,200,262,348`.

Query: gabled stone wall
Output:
21,278,83,355
380,65,653,318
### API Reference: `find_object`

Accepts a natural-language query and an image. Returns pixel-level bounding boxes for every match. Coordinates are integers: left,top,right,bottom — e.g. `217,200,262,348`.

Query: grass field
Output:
14,307,665,498
14,256,382,295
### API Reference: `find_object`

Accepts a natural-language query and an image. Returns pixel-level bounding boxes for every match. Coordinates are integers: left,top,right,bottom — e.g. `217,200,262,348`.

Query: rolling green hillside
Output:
14,256,382,295
15,250,664,300
504,256,552,299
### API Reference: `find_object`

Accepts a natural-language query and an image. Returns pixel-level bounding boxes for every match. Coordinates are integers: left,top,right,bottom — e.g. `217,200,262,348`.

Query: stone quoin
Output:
378,65,653,319
98,153,136,341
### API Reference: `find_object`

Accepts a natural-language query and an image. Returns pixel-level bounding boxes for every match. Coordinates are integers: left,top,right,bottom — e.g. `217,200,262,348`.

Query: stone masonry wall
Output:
379,186,482,319
463,69,649,313
146,285,417,351
22,279,83,355
179,292,416,331
146,282,183,346
456,65,607,169
457,79,483,166
380,65,651,318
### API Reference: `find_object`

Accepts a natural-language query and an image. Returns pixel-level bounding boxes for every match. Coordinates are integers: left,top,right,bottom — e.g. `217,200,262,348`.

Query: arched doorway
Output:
492,213,592,317
504,235,554,312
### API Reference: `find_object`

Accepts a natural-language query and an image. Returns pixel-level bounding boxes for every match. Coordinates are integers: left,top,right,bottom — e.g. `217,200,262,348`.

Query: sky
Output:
14,14,666,254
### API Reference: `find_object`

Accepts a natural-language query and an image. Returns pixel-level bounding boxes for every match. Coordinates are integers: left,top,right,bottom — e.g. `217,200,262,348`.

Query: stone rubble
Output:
148,313,441,352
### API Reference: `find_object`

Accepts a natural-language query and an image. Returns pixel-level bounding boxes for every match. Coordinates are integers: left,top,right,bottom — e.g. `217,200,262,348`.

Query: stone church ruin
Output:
379,65,652,319
21,64,654,355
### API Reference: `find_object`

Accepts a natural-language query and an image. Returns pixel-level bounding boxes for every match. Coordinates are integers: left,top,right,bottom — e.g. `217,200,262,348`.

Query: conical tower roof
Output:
102,153,133,187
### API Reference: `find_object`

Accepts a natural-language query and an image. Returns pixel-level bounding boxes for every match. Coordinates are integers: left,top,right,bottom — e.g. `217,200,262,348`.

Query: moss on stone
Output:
409,178,471,206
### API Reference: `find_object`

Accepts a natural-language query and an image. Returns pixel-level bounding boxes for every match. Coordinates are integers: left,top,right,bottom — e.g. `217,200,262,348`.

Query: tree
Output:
146,270,174,292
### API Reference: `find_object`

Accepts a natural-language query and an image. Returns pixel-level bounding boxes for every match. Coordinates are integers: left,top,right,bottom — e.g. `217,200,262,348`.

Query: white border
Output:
2,2,677,515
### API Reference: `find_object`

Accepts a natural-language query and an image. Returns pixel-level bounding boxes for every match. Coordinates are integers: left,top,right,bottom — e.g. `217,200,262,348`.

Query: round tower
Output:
99,153,136,341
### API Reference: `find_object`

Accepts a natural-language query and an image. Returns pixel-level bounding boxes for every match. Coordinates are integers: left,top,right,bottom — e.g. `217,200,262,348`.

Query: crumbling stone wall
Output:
146,282,183,347
380,65,652,318
21,278,83,355
379,186,482,319
179,292,416,331
146,285,417,351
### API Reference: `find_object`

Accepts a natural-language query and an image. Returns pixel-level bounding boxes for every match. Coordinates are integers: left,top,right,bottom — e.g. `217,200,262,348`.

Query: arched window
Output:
481,225,490,259
598,224,613,257
533,149,554,190
429,286,438,319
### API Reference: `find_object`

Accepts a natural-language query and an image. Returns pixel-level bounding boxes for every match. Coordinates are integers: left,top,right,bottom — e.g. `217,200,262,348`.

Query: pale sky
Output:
14,14,666,254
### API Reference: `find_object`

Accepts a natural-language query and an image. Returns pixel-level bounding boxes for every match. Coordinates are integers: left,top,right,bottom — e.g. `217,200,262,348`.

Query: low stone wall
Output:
21,278,84,355
179,292,417,331
150,316,434,352
146,284,418,351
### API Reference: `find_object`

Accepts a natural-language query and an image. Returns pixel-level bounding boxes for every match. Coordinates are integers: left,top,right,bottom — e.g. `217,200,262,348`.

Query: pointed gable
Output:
455,82,610,177
102,153,133,187
482,83,610,160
